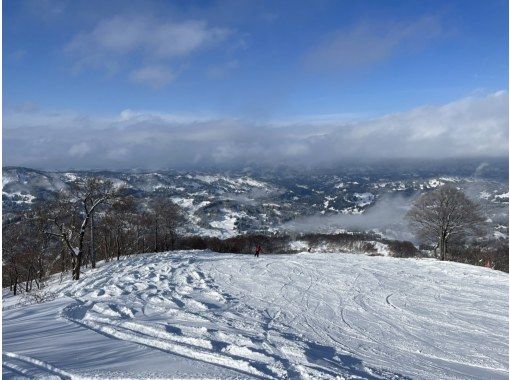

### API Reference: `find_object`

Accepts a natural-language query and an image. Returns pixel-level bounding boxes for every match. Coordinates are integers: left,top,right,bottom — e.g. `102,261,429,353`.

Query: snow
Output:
194,174,219,184
493,231,508,240
372,241,391,256
63,173,78,182
373,182,388,189
353,192,375,207
2,191,36,204
3,251,508,379
2,173,16,187
341,206,364,215
170,197,194,209
152,183,186,192
208,210,249,237
193,175,268,189
323,195,337,210
426,179,443,188
439,176,460,182
304,240,391,256
480,191,492,199
494,192,509,201
234,177,267,188
288,240,309,252
209,214,238,233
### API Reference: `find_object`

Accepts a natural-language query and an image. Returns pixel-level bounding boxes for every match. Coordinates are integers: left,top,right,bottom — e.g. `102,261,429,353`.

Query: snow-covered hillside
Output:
4,164,508,240
3,251,508,379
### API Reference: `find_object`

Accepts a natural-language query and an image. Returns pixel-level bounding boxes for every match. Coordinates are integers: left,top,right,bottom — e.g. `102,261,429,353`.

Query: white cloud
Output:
4,91,508,169
66,14,231,85
68,142,92,157
129,65,176,88
206,60,239,79
67,15,230,60
304,15,443,71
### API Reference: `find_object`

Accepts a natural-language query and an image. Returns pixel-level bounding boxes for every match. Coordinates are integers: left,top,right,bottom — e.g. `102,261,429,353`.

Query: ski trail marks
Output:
3,351,74,379
47,251,507,379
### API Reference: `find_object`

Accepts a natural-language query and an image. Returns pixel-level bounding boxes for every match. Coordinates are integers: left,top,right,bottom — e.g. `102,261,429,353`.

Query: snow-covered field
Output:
3,251,508,379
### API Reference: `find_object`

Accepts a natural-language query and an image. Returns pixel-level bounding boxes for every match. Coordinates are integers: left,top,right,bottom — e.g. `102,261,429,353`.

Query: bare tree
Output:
3,222,24,295
46,178,115,280
3,206,58,294
98,195,138,261
149,198,185,252
407,185,485,261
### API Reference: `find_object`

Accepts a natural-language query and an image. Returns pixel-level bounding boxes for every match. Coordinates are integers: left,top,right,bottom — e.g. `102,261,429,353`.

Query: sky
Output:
3,0,509,170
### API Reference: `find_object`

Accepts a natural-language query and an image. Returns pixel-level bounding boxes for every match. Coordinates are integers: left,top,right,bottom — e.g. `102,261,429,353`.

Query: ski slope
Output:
3,251,509,379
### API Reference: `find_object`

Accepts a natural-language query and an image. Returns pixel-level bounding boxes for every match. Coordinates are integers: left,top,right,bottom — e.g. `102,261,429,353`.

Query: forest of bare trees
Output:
3,177,184,293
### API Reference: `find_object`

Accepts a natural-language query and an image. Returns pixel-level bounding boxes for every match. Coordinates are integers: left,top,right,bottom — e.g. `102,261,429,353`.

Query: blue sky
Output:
3,0,509,169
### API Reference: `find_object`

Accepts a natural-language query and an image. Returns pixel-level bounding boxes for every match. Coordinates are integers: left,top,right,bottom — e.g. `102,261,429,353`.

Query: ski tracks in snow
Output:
56,254,296,379
4,251,508,379
3,351,74,379
54,252,407,379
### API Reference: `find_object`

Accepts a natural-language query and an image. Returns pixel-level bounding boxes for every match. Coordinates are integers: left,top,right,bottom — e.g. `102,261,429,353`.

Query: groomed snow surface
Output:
3,251,508,379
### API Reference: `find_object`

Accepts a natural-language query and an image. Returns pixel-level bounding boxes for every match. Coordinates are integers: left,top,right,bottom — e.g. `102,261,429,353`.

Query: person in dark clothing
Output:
255,245,262,257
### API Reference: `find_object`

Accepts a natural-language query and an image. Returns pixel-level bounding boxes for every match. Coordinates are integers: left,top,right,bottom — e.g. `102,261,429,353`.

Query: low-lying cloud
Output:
3,91,508,170
281,194,416,241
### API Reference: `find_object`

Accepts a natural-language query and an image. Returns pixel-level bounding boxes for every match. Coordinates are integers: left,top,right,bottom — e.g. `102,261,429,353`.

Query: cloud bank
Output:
3,91,508,170
281,194,416,241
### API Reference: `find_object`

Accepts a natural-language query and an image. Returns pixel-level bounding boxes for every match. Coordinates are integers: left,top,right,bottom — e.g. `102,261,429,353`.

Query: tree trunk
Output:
38,257,45,282
13,277,18,296
103,234,110,262
28,266,34,291
72,254,82,280
170,233,176,251
439,232,447,261
61,247,66,274
116,234,121,261
154,225,158,252
90,212,96,269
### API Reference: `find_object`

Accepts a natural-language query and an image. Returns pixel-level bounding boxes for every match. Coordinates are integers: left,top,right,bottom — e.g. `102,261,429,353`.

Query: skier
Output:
255,244,262,258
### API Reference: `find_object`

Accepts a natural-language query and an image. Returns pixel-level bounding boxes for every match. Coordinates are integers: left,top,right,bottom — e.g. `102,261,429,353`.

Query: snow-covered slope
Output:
3,251,508,379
